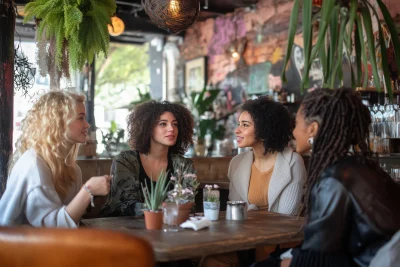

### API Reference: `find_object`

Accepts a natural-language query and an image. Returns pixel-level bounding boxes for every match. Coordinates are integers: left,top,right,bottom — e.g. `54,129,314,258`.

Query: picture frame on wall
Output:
185,57,207,94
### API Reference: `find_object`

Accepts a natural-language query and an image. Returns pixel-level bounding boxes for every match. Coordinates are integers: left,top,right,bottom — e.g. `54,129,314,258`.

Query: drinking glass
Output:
391,167,400,183
380,138,390,156
163,202,179,232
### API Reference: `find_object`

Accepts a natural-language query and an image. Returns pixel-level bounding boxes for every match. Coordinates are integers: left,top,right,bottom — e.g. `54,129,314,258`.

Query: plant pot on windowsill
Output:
143,209,163,230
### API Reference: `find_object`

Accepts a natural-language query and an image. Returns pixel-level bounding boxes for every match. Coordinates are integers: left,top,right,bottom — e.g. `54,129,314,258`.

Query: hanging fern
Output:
24,0,116,75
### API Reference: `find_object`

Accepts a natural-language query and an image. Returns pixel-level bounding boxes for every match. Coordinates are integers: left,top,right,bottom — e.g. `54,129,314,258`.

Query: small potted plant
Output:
167,163,200,224
141,170,170,230
203,184,220,221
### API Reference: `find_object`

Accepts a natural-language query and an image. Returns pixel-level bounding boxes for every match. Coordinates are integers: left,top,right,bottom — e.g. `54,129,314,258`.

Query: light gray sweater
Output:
0,149,81,227
228,148,306,216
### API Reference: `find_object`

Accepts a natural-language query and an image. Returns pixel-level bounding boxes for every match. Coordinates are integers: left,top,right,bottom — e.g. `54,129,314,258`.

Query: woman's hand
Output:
281,258,292,267
85,175,112,196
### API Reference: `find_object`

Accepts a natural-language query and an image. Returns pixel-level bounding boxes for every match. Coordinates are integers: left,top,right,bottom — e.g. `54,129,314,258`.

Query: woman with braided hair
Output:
253,88,400,267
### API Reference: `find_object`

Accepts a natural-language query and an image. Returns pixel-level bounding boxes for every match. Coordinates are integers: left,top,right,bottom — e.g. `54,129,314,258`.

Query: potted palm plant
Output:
141,170,170,230
283,0,400,100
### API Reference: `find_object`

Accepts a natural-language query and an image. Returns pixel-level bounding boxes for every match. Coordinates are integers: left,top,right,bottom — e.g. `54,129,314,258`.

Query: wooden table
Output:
81,211,304,262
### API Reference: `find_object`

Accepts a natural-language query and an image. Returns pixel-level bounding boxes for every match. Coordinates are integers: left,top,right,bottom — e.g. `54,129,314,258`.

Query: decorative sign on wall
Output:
185,57,207,94
247,62,271,94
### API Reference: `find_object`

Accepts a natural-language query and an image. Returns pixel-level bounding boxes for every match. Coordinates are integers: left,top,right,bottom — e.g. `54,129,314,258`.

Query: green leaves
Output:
282,0,400,100
141,170,171,211
327,5,340,87
191,87,220,117
282,0,300,83
310,0,335,64
360,5,380,91
190,87,224,140
377,0,400,77
356,14,369,88
363,0,392,99
64,5,82,39
330,7,349,88
301,0,313,90
23,0,116,71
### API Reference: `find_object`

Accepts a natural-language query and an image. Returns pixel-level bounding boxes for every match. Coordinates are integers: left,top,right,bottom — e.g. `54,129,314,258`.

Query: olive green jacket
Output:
100,150,194,217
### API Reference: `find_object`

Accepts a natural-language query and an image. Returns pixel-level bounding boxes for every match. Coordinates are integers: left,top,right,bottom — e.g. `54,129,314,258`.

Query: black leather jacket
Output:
291,157,400,267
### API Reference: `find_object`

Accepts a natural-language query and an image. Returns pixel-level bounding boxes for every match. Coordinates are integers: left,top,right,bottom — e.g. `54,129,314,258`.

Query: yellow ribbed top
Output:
248,164,273,210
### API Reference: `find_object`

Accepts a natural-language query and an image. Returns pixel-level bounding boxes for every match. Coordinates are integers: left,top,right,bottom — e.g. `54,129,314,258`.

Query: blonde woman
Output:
0,91,111,227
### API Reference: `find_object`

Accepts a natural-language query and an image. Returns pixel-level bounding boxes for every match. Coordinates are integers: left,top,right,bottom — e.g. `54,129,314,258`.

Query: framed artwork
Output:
185,57,207,94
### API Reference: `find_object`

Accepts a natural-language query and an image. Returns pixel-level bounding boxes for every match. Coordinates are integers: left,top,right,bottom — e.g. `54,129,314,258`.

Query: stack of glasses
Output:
368,98,400,156
380,163,400,183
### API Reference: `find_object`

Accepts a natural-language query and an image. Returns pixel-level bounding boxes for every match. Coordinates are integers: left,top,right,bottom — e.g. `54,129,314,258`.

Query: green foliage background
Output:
95,43,151,108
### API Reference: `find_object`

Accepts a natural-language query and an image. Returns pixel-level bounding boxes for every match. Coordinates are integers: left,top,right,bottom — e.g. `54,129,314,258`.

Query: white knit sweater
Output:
0,149,81,227
228,148,306,216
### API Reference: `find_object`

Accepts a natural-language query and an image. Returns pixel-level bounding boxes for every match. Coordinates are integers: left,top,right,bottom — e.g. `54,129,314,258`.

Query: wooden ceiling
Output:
14,0,259,43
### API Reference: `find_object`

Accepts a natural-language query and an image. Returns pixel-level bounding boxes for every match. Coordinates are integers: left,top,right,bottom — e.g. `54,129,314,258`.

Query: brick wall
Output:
180,0,306,95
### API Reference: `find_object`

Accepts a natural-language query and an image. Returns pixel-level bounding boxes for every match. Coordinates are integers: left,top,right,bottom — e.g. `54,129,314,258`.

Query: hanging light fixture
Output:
230,40,246,61
108,16,125,37
142,0,200,34
16,5,26,17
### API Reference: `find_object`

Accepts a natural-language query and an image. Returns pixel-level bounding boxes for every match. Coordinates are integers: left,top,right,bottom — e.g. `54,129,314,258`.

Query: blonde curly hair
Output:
10,91,86,200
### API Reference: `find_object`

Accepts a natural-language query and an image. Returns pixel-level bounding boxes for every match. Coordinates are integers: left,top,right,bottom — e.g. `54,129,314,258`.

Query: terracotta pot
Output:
177,202,193,225
143,210,163,230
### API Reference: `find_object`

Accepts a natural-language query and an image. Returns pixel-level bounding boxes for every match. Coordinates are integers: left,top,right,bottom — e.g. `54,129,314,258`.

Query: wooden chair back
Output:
0,227,155,267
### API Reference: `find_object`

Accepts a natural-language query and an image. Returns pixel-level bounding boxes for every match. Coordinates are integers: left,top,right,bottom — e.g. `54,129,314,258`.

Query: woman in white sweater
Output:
229,96,306,216
0,91,111,227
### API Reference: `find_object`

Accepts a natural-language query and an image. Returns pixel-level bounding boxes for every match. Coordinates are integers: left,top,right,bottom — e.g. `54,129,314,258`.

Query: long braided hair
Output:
300,88,375,216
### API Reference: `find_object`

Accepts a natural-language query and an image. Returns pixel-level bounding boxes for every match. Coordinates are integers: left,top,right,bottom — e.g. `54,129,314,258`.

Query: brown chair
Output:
0,227,155,267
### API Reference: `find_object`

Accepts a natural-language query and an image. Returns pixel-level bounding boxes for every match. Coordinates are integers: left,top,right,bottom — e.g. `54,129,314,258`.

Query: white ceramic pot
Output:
203,201,220,221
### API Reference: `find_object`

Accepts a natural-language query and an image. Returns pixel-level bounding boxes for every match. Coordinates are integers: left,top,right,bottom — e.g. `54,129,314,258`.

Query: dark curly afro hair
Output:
127,100,194,155
241,96,293,154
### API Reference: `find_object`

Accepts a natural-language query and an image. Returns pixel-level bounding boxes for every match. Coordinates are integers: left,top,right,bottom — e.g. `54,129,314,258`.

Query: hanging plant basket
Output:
142,0,200,34
23,0,116,89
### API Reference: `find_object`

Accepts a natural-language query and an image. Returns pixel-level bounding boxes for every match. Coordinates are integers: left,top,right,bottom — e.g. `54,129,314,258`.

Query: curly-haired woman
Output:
100,100,195,217
0,91,111,227
228,96,306,215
